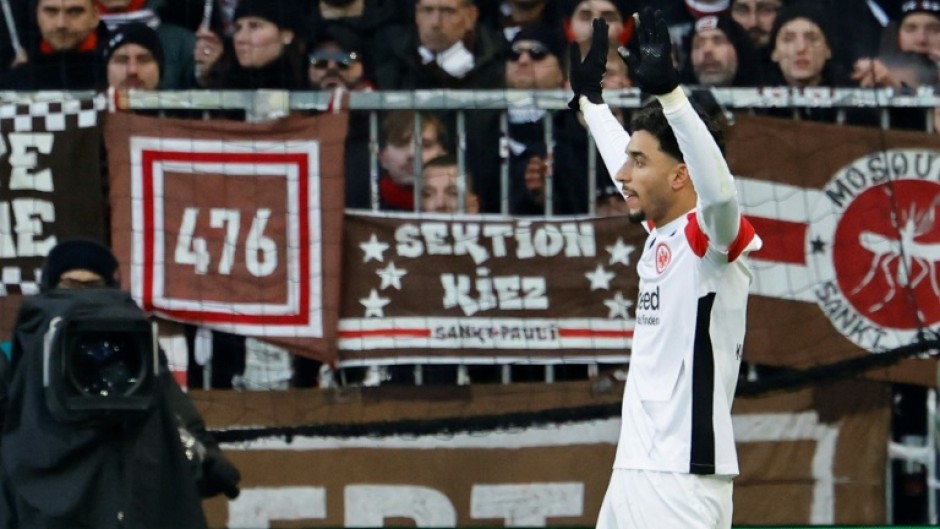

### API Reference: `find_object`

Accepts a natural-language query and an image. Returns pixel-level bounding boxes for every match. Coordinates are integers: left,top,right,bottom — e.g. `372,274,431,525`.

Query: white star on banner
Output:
377,262,407,290
604,292,633,320
360,234,390,263
360,289,391,318
585,264,616,291
606,238,635,266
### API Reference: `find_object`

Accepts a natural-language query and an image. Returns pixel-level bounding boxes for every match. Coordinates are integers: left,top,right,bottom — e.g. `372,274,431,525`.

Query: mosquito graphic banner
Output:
729,114,940,371
105,112,348,363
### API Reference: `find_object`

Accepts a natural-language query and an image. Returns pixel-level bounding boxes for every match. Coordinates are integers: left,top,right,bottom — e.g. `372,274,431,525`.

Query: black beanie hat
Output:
103,23,164,73
311,25,363,56
900,1,940,24
234,0,307,34
511,23,567,62
768,0,833,51
40,239,119,291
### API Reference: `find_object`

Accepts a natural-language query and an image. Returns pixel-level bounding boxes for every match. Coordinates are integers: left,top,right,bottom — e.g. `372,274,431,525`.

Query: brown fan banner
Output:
0,97,108,340
728,115,940,370
196,379,890,527
338,212,646,363
105,112,348,363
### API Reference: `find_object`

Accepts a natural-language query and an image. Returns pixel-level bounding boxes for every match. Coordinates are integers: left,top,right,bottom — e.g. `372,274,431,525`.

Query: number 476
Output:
174,207,278,277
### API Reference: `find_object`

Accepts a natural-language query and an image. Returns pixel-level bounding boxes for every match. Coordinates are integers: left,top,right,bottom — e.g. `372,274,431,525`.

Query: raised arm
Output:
660,88,739,247
625,7,740,247
568,18,630,193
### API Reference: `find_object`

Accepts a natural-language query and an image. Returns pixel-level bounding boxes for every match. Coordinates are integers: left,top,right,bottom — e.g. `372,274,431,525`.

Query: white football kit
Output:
582,88,762,528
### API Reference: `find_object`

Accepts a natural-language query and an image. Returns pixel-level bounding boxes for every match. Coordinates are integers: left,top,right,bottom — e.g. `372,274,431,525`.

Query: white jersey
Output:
582,89,762,476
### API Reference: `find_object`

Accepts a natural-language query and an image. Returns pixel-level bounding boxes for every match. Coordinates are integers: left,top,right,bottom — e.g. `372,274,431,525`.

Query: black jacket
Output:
3,47,103,91
0,291,209,529
373,26,505,90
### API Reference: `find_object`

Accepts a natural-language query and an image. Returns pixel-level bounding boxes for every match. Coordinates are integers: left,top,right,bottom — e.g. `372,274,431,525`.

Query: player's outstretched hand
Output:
567,17,609,111
622,7,678,96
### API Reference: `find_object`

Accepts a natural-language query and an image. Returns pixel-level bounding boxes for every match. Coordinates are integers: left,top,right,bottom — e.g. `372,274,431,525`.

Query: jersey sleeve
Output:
658,88,741,250
580,96,630,198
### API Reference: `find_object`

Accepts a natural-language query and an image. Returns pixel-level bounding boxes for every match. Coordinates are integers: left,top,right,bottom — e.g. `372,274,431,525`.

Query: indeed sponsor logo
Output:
636,286,660,311
636,286,661,326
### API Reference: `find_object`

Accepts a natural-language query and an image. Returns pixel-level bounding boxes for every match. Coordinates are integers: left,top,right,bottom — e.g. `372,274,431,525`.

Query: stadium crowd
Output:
1,0,937,216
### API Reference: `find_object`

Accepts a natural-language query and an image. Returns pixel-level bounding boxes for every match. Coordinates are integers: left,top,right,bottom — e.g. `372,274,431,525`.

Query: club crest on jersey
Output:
809,149,940,351
655,241,671,274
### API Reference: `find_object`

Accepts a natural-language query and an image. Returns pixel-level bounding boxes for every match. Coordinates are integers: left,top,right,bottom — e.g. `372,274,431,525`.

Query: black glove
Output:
198,451,242,499
623,7,679,96
567,17,609,111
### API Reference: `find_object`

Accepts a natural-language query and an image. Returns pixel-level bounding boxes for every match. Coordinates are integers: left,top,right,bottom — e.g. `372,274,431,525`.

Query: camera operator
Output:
0,238,240,529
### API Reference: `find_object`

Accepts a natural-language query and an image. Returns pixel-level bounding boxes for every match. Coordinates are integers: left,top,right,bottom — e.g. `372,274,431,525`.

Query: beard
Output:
321,0,357,7
627,210,646,224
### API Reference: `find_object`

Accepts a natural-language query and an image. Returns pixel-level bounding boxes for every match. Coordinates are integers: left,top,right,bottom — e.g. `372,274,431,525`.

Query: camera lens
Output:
69,333,143,397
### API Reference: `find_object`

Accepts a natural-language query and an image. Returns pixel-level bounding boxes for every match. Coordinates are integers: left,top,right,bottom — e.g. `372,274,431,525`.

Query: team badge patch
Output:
655,241,671,274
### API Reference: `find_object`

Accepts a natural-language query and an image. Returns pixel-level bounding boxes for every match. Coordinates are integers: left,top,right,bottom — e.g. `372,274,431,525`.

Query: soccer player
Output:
567,9,761,529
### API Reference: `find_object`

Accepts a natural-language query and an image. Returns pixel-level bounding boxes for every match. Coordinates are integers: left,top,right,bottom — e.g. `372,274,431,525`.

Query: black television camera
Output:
15,288,158,423
1,288,214,528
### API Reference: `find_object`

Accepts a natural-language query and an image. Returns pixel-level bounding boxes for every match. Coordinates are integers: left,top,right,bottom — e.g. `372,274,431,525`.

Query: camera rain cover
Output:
13,289,158,423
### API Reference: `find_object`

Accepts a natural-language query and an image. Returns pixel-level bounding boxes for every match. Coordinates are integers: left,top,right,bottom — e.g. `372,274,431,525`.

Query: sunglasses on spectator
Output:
509,43,551,62
309,50,360,70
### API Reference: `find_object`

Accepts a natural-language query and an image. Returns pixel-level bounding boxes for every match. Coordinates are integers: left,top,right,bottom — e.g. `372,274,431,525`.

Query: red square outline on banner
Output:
129,140,321,335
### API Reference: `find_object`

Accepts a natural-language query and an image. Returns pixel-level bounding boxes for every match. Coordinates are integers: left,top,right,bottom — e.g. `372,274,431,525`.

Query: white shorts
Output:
595,468,733,529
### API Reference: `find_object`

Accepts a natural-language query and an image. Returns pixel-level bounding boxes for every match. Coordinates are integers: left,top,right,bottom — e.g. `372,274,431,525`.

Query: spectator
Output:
680,14,761,87
642,0,730,68
766,1,841,88
195,0,308,89
506,23,566,90
851,2,940,94
373,0,505,89
308,26,377,210
730,0,783,73
730,0,781,49
895,1,940,61
419,154,480,213
103,22,162,89
763,1,877,125
95,0,196,88
478,0,565,45
308,26,371,91
4,0,107,90
309,0,404,81
564,0,638,54
378,110,449,211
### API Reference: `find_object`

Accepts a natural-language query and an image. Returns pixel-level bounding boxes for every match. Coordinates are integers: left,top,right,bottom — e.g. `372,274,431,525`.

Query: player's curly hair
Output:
629,100,726,162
